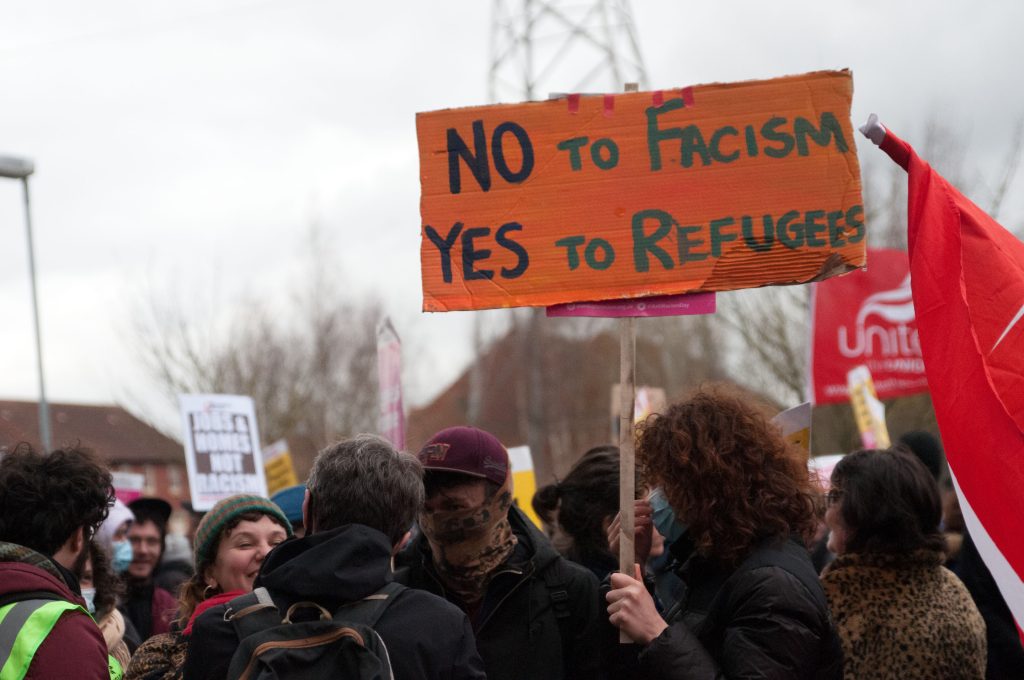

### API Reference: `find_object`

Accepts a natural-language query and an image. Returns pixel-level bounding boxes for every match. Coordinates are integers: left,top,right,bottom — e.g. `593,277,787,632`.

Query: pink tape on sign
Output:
546,292,717,318
682,86,695,106
603,94,614,117
567,93,580,114
652,90,664,107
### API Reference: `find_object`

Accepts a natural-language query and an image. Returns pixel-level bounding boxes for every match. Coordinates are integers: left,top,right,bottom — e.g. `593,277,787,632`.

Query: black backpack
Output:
224,582,404,680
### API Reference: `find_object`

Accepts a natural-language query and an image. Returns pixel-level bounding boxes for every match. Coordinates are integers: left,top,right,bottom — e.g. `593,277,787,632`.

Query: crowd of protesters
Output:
1,384,1021,679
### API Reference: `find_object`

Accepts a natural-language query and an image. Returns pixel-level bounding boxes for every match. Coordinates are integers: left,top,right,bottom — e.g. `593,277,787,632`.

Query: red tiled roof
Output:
0,400,184,465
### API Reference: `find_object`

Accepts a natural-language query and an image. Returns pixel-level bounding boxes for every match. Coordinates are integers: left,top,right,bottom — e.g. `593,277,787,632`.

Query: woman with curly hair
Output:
606,386,842,679
124,495,292,680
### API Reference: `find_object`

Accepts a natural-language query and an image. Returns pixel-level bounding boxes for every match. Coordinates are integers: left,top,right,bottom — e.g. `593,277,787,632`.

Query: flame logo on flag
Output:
855,274,916,326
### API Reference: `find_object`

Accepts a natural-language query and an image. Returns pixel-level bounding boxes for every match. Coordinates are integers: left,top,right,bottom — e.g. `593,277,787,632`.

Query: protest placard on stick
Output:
416,74,866,646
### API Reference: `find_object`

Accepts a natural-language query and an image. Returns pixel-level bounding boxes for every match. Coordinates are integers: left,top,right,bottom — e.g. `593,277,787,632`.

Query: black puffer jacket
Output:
638,535,843,680
397,506,602,680
182,524,486,680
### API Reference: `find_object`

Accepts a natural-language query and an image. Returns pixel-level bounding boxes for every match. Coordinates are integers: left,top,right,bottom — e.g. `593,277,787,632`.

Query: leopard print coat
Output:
822,549,986,679
123,631,185,680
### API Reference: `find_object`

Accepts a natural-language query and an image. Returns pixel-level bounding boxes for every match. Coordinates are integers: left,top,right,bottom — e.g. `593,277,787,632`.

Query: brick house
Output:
405,329,726,485
406,327,783,486
0,400,189,512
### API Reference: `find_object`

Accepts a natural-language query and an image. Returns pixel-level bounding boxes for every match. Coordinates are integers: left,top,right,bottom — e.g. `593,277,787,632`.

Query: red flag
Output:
873,124,1024,630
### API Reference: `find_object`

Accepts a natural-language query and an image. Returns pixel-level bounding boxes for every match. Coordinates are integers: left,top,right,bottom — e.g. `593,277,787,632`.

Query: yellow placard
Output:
263,440,299,497
847,366,891,449
508,445,542,528
773,401,812,461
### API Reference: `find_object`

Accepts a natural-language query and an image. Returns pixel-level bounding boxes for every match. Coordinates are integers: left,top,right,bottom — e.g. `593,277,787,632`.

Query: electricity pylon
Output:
469,0,649,482
488,0,648,103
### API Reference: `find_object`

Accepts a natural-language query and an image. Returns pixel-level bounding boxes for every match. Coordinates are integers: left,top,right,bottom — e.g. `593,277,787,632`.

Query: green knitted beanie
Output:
194,494,293,564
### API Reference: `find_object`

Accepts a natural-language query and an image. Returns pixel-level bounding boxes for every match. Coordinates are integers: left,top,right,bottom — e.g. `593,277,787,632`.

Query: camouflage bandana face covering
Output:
419,472,517,605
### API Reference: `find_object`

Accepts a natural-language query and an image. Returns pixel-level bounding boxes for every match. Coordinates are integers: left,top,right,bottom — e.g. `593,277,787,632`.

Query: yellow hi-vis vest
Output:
0,599,123,680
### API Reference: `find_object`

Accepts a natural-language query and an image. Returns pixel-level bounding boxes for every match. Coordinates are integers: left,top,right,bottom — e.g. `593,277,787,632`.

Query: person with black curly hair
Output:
0,443,115,680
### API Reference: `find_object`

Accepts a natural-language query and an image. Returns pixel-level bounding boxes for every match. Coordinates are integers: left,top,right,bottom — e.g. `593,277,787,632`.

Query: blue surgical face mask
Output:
648,487,687,546
81,587,97,614
111,540,133,574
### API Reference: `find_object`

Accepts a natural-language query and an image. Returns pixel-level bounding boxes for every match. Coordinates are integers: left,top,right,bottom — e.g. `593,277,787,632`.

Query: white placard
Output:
507,445,533,473
179,393,267,511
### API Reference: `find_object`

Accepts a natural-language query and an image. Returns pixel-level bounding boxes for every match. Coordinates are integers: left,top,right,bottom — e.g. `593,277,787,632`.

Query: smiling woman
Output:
124,495,292,680
202,514,289,594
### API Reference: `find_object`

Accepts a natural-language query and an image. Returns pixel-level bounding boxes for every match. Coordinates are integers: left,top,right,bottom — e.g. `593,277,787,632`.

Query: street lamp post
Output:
0,154,51,453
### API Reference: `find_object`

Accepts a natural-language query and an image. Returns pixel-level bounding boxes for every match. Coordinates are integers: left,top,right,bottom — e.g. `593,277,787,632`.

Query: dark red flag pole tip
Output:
860,113,911,172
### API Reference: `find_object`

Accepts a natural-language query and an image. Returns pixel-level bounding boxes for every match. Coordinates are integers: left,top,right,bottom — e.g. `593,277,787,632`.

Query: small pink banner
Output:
546,292,716,318
115,488,142,505
376,318,406,450
111,471,145,505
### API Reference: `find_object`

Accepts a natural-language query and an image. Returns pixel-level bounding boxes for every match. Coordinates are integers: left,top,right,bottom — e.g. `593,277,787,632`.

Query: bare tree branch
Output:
989,118,1024,221
133,228,384,453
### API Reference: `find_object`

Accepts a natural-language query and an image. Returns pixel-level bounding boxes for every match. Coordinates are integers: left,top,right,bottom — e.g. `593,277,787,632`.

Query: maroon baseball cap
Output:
417,426,510,486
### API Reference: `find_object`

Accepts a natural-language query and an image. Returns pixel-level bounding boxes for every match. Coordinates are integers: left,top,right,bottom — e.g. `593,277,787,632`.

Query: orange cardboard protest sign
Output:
418,70,865,312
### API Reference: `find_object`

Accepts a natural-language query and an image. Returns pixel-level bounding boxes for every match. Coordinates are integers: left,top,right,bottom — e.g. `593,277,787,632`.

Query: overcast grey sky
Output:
2,0,1022,432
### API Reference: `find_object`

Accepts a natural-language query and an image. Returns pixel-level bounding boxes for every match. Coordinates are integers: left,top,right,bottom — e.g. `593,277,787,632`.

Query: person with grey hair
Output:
183,435,486,680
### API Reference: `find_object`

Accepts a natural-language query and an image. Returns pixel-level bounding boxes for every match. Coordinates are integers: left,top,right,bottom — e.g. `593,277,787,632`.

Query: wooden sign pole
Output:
618,316,637,573
617,316,637,644
617,82,639,644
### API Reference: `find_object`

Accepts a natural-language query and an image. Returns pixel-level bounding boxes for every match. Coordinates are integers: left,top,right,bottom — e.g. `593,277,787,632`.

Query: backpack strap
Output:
333,582,405,628
336,583,403,680
226,582,406,645
538,560,574,651
224,587,281,642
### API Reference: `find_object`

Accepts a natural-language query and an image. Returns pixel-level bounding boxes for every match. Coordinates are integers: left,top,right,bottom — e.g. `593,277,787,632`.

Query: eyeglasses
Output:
825,489,843,506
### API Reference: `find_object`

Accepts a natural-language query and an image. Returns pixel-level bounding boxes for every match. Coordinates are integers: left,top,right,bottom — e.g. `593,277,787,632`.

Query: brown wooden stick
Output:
618,80,641,645
618,316,636,643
